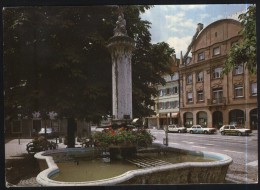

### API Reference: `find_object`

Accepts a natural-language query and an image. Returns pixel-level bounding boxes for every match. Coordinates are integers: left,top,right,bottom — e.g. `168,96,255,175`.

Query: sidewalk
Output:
5,138,80,159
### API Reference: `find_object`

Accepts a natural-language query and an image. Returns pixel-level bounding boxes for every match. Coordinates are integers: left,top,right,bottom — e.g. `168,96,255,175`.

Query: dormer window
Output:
213,47,220,56
198,52,205,61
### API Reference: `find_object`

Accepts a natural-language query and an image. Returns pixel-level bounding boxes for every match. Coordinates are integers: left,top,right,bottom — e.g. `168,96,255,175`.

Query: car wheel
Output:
221,131,225,135
238,132,242,136
178,130,181,133
190,131,193,134
204,131,208,134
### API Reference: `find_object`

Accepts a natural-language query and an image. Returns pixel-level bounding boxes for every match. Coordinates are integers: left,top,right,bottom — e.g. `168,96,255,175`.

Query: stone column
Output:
107,13,135,121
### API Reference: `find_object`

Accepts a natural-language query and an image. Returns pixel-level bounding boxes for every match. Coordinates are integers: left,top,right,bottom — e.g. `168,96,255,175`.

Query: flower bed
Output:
92,127,155,148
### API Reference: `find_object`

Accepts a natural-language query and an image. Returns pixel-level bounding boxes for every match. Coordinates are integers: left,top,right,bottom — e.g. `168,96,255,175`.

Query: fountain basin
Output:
34,144,232,186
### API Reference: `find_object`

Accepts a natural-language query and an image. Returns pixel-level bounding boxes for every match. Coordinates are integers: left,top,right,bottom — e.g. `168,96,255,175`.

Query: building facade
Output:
179,19,257,130
147,57,180,129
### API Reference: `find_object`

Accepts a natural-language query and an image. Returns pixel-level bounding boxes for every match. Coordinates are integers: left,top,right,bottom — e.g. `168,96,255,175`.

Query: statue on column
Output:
113,12,127,36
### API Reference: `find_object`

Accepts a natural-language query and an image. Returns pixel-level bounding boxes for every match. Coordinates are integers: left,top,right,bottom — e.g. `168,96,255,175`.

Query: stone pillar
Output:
107,13,135,121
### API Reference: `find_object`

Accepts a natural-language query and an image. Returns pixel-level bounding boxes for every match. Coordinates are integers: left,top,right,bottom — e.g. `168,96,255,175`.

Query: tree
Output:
223,5,256,75
3,6,174,146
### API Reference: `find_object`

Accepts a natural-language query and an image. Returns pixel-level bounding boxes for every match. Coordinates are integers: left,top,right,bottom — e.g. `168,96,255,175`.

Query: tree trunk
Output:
67,117,76,148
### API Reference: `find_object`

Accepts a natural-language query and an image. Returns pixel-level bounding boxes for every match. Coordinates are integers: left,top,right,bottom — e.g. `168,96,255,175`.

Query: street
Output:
149,129,258,184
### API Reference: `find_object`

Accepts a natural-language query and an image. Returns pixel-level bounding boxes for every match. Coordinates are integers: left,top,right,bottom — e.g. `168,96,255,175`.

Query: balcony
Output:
207,97,226,106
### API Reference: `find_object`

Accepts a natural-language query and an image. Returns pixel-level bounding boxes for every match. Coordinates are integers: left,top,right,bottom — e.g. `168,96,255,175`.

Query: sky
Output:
141,4,249,58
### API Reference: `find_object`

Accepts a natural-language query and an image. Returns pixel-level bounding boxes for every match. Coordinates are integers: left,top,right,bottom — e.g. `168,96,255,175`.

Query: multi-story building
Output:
179,19,257,130
147,57,180,129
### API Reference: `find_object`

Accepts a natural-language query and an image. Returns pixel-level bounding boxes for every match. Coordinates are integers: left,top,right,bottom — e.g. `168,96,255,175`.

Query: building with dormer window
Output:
179,19,257,130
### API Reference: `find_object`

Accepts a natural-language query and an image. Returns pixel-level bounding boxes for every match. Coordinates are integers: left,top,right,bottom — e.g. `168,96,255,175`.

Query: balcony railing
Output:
207,97,226,105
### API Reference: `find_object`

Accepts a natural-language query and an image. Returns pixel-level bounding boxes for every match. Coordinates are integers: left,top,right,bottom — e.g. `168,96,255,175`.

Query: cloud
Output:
179,5,207,10
166,36,193,58
165,12,196,34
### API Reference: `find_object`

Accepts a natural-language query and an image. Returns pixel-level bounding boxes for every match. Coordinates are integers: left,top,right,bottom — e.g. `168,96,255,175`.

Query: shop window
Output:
197,71,203,82
251,82,257,96
213,47,220,56
187,74,193,84
198,52,205,61
234,85,244,98
212,67,222,79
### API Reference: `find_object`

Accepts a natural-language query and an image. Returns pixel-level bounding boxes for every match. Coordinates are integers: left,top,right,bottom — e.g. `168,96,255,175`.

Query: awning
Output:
171,113,179,118
132,118,139,123
159,113,179,118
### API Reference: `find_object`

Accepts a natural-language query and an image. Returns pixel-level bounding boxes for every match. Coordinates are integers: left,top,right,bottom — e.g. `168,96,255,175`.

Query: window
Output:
251,82,257,96
187,74,193,84
166,102,170,109
163,102,167,109
170,101,179,108
185,57,191,65
212,88,223,103
234,64,244,75
197,71,203,82
166,88,170,95
187,92,193,103
197,91,204,102
173,86,178,94
158,103,162,110
198,52,205,61
12,120,22,133
230,125,235,129
159,89,166,97
213,47,220,56
212,67,222,79
234,85,244,98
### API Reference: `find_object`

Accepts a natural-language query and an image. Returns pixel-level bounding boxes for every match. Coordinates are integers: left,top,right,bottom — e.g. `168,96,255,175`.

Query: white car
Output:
166,125,187,133
187,125,216,134
219,125,252,136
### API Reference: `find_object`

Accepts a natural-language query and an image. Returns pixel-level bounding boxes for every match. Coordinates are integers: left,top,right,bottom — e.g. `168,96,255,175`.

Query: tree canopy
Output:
223,4,256,75
3,6,175,123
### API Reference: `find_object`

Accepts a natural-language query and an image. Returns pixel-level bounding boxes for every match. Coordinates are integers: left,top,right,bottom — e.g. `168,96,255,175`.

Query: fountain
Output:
34,145,232,185
34,8,232,186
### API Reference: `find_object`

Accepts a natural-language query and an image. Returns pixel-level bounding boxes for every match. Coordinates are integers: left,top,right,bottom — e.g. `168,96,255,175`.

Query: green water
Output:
50,152,217,182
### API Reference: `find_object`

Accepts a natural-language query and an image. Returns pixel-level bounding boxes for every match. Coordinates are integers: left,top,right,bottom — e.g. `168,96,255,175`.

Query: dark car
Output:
38,128,59,138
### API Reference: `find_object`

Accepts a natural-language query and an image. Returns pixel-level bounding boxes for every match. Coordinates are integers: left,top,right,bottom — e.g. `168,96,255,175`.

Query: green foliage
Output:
3,6,174,122
223,5,256,75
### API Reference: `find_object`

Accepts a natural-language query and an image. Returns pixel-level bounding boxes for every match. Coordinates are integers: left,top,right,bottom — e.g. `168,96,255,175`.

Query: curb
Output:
225,174,257,184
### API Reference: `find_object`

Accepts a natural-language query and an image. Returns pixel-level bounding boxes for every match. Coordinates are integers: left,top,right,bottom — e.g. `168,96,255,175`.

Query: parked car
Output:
219,125,252,136
38,128,59,138
166,124,187,133
187,125,216,134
